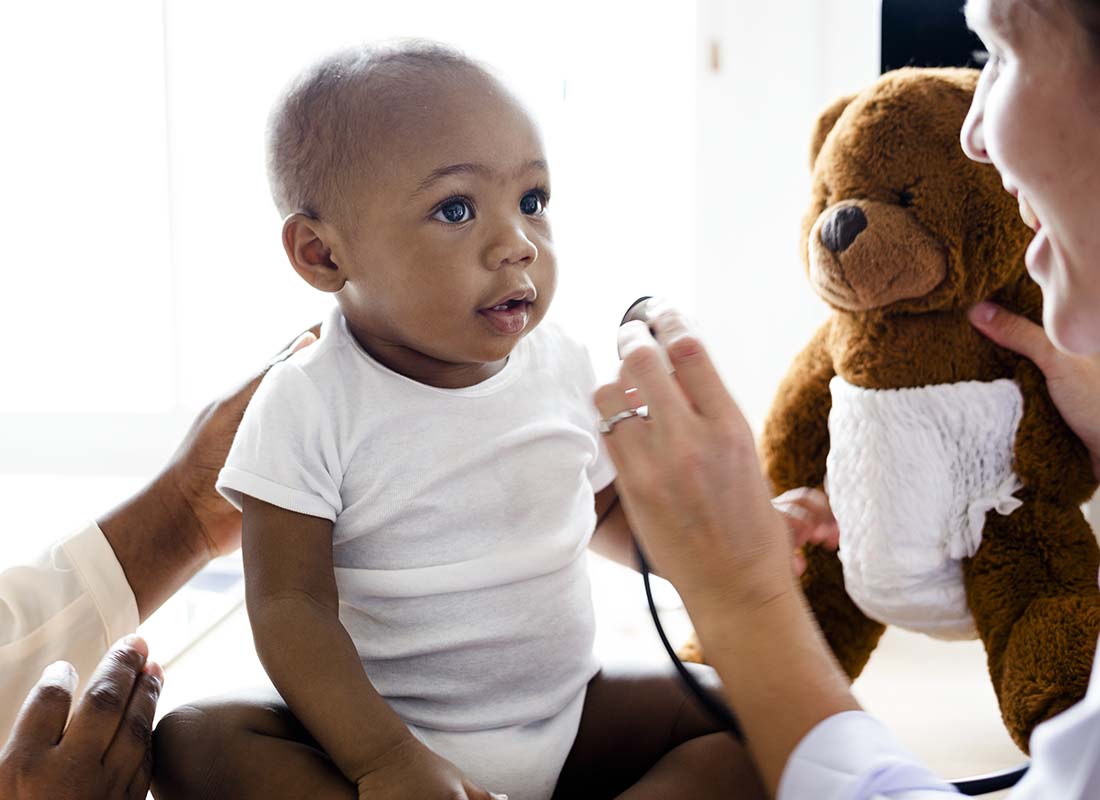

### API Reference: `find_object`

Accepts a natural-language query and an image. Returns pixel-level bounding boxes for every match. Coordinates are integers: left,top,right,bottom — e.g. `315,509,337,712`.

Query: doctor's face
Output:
961,0,1100,355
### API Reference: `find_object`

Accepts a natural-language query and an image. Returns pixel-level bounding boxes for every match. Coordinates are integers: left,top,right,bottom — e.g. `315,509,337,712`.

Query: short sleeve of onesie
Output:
217,362,343,521
571,340,617,494
554,330,616,495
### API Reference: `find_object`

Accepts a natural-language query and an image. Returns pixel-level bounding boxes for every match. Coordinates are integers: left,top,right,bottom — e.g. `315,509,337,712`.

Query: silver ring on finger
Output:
598,404,650,435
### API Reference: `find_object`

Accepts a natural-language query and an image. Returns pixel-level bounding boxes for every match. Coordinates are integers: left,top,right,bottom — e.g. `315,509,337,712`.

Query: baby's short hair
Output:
266,40,482,221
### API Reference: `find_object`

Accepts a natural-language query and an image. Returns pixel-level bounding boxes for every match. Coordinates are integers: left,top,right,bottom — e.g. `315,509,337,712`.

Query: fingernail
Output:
644,296,668,320
144,661,166,687
969,302,997,325
42,661,78,693
118,634,149,658
659,314,693,345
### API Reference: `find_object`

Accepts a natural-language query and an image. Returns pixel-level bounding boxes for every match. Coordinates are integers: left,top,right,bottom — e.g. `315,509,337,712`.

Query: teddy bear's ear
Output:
809,93,857,170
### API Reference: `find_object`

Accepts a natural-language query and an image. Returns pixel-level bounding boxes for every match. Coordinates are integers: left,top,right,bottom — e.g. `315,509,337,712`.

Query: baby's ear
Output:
282,214,345,293
808,93,857,171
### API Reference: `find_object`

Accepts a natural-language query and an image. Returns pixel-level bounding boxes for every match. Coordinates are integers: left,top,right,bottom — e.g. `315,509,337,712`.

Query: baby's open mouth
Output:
488,298,527,312
479,299,532,335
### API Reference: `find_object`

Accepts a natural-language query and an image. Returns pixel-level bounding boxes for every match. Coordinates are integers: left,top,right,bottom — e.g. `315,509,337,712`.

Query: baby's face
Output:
333,70,556,387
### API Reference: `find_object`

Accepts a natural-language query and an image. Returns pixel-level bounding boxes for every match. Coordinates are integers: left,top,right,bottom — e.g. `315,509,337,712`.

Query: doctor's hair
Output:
1067,0,1100,54
265,40,485,222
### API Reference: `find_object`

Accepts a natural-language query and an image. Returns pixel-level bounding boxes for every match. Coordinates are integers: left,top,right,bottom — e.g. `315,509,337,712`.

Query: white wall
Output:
0,1,699,483
694,0,881,431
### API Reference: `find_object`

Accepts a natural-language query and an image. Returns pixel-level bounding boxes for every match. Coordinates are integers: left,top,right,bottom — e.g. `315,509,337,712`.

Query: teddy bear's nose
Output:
821,206,868,253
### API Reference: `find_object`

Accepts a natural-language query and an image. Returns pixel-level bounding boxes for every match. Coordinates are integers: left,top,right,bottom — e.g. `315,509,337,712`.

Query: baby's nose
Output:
821,206,868,254
489,227,537,269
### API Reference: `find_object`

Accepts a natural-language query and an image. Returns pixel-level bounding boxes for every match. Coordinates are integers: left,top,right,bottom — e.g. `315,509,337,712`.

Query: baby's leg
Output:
152,689,354,800
552,662,765,800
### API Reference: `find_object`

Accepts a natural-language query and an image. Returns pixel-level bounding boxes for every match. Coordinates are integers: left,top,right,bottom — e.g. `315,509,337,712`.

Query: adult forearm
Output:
97,469,211,622
689,586,861,796
251,593,416,783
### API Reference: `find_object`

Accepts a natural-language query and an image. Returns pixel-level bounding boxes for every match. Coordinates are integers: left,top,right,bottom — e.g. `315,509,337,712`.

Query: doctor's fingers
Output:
102,662,162,790
594,377,657,476
4,661,79,754
617,321,692,434
646,304,742,423
63,636,151,759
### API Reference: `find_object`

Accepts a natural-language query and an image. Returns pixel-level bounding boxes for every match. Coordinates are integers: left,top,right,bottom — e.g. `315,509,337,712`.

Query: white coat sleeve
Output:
778,710,961,799
781,638,1100,800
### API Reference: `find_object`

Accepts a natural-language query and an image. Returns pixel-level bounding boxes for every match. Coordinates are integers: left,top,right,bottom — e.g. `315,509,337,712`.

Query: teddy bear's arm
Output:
759,323,835,494
760,321,886,680
1011,358,1099,506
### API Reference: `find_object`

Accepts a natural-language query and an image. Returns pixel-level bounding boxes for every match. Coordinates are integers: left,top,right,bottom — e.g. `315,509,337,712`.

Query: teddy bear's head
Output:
802,68,1033,315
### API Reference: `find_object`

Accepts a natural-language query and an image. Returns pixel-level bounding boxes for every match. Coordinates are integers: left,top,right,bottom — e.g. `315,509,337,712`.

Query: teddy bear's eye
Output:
898,189,915,208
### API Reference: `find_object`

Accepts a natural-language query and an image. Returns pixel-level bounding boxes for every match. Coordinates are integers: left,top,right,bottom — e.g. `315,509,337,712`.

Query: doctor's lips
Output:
1006,184,1041,232
478,288,536,334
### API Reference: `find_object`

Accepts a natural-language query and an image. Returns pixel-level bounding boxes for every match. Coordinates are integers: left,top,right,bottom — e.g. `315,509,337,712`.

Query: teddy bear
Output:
685,67,1100,751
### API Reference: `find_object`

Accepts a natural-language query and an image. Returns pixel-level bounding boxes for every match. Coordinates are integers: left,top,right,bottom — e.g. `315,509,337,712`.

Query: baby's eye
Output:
520,191,547,216
433,199,474,224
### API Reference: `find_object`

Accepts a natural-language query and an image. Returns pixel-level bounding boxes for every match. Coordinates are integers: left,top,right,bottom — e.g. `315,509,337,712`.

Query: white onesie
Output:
217,307,615,800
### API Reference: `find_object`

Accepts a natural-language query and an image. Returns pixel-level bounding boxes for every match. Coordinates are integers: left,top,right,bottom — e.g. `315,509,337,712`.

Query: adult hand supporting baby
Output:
97,325,320,620
0,636,163,800
970,302,1100,481
593,306,860,795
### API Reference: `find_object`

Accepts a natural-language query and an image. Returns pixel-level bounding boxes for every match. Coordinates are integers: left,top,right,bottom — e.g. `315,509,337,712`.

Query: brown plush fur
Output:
684,68,1100,752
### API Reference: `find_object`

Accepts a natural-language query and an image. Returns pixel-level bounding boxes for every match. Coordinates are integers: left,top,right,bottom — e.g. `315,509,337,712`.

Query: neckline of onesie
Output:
333,307,529,399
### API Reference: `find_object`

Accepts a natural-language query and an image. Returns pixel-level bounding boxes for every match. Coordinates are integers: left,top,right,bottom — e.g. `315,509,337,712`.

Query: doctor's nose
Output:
961,101,991,165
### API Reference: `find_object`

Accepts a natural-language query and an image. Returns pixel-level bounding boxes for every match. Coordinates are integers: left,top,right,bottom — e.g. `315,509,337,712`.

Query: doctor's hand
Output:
163,324,322,559
0,636,163,800
970,302,1100,482
98,324,320,620
594,307,795,622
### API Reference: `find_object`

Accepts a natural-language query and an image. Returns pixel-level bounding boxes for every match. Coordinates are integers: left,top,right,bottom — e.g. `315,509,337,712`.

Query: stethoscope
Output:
618,296,1029,796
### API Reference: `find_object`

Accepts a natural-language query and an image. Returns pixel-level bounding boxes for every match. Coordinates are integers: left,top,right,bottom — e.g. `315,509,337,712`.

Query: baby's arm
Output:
588,485,640,570
243,496,416,780
242,496,498,799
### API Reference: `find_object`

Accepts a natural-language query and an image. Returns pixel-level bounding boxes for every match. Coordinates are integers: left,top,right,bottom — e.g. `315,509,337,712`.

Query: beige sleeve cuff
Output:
61,522,140,647
0,523,139,741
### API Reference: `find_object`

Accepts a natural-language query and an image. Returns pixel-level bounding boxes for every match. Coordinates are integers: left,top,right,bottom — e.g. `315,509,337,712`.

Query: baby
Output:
151,41,761,800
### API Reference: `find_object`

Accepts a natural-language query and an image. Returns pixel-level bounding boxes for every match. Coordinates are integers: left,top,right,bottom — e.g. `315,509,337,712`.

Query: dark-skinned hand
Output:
0,636,163,800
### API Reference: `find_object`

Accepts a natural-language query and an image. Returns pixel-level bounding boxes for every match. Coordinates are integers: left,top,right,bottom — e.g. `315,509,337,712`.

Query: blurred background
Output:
0,0,885,668
1,1,1083,790
0,0,882,533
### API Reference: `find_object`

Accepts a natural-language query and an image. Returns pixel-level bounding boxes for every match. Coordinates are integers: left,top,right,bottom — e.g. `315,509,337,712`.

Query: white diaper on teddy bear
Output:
826,375,1025,640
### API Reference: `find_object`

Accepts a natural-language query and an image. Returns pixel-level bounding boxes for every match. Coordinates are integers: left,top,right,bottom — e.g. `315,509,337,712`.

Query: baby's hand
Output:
772,487,839,577
356,738,506,800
